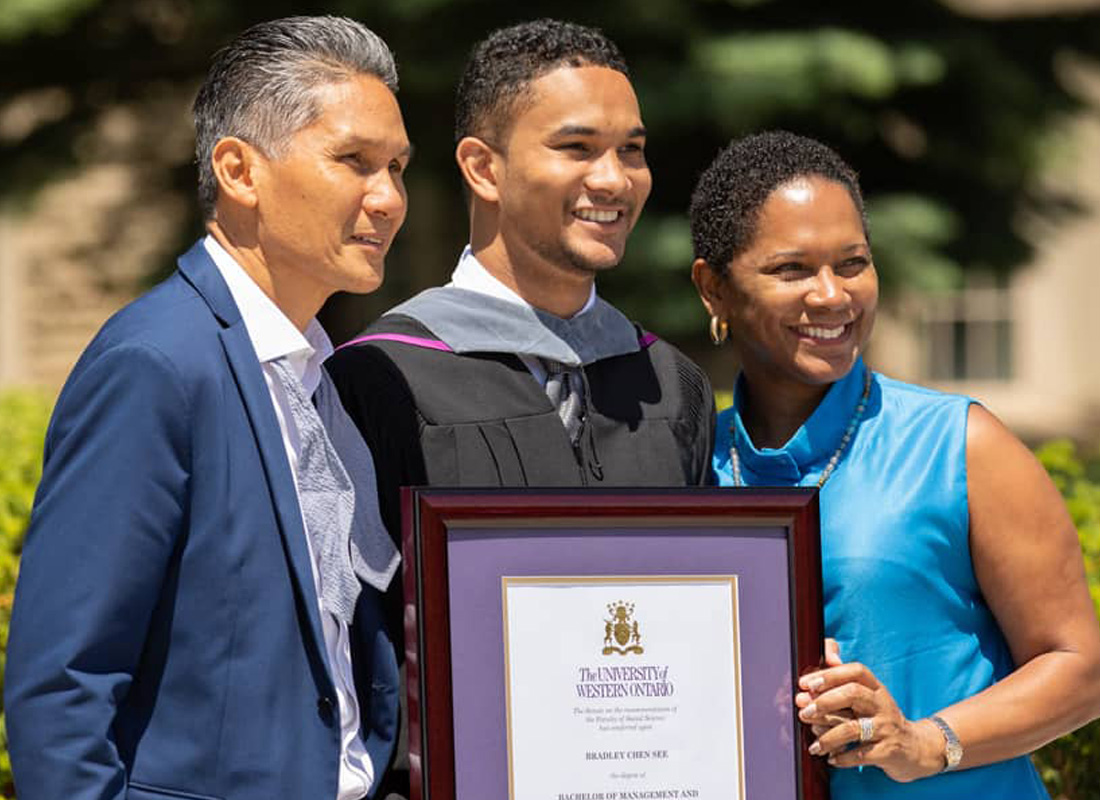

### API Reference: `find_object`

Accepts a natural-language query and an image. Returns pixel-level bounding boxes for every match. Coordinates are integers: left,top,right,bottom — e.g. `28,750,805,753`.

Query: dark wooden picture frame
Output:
402,487,828,800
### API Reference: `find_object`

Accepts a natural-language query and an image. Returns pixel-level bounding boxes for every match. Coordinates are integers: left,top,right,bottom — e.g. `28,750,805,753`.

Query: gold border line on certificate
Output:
501,577,513,800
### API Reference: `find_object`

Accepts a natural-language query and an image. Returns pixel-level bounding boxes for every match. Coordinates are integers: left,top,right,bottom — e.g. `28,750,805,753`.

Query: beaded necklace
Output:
729,369,872,488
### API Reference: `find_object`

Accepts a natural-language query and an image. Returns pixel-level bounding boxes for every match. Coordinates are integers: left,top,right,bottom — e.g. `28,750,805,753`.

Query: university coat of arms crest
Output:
602,600,644,656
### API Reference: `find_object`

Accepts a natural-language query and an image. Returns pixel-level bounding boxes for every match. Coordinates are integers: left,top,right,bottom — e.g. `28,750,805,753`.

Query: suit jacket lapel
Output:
177,241,333,681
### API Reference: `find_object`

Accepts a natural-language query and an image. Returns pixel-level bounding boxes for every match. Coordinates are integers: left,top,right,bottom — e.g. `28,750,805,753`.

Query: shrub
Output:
0,390,51,800
1033,440,1100,800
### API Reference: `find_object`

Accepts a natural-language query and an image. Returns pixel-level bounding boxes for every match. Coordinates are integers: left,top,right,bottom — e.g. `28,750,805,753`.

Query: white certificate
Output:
502,576,744,800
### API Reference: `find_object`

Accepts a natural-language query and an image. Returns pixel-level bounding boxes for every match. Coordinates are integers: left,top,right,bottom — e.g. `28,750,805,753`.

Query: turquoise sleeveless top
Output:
714,359,1049,799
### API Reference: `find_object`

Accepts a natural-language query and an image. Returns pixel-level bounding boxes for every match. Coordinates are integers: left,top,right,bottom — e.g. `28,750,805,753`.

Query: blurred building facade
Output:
0,87,192,390
869,60,1100,442
3,0,1100,444
0,171,184,390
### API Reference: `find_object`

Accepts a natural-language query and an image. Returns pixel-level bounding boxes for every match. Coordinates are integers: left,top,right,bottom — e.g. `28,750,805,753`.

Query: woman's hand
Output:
796,639,946,783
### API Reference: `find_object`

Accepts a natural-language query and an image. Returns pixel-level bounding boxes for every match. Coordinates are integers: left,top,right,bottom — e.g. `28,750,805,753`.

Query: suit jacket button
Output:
317,696,336,724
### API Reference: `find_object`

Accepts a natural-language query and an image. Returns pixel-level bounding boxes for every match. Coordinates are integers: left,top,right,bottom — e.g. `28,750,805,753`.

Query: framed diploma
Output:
402,487,827,800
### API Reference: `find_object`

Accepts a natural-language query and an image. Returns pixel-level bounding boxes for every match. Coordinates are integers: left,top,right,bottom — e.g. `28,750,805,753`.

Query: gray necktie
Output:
543,359,585,444
269,358,399,625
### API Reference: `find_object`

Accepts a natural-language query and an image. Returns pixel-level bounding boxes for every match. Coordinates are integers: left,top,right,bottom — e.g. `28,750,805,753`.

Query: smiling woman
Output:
697,174,875,442
690,130,1100,799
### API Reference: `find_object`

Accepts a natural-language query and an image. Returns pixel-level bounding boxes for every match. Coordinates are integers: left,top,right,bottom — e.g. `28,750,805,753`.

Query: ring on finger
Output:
858,716,874,743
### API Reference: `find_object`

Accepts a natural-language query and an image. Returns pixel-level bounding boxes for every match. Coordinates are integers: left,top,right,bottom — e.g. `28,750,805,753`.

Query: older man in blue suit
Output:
5,16,411,800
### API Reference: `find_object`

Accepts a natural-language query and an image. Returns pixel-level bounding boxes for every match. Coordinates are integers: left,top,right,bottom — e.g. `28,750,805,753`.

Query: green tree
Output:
2,0,1099,344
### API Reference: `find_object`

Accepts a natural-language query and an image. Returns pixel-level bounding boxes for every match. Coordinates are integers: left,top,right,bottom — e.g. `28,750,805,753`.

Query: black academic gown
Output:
325,312,716,798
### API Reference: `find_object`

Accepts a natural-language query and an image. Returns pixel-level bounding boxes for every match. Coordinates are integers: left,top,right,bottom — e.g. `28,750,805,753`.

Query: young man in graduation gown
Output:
325,19,715,799
330,17,714,509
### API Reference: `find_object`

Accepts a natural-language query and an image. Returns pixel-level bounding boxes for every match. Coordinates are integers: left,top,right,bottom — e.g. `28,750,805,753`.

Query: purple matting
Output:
446,525,796,800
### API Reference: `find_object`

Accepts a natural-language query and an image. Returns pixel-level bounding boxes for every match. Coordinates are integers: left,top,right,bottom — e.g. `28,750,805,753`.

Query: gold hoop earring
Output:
710,315,729,346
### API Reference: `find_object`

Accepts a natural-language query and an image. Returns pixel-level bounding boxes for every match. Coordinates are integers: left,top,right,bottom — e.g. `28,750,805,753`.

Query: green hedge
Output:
0,392,1096,798
0,390,51,799
1032,440,1100,800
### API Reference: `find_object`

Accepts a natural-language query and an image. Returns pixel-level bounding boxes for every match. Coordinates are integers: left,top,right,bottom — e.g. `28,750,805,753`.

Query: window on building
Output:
917,275,1014,382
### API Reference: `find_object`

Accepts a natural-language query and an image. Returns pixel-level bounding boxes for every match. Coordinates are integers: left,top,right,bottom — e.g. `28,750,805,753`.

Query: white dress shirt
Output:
447,245,597,384
204,235,374,800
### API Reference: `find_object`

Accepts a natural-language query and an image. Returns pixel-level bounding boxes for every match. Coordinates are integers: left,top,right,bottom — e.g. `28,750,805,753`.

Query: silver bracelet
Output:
928,714,963,772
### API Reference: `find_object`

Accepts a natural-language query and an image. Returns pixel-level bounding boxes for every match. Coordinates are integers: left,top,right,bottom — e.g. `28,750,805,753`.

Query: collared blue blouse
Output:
714,359,1049,799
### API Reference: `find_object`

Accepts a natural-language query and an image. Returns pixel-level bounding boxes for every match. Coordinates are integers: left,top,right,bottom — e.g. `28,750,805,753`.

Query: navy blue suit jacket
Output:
5,241,399,800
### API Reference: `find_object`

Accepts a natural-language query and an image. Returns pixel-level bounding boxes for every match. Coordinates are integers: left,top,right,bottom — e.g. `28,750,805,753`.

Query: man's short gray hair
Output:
193,15,398,219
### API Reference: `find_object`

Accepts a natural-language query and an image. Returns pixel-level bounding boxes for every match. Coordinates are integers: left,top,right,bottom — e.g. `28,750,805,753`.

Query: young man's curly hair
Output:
454,18,628,148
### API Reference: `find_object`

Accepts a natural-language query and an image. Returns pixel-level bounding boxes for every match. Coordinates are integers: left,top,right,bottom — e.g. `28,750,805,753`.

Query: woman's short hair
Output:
690,130,867,275
192,15,398,219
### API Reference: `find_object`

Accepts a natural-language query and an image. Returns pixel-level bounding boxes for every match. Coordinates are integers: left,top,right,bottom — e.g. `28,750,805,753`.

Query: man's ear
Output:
692,258,727,317
211,137,261,210
455,136,501,203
